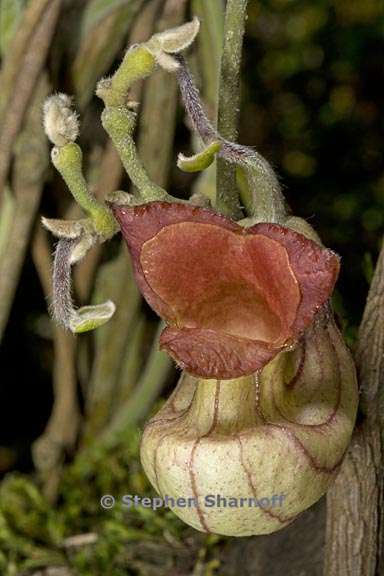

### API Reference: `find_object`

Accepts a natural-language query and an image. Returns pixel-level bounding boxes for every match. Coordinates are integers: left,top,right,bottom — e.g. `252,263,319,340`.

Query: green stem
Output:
236,152,287,224
216,0,248,219
101,106,170,202
52,143,116,236
96,45,156,107
192,0,224,112
96,37,168,201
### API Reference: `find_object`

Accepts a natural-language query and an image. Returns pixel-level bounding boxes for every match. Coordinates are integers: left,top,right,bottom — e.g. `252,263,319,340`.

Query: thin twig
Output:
0,76,49,340
216,0,248,218
0,0,62,204
31,226,80,503
0,0,51,117
74,142,123,302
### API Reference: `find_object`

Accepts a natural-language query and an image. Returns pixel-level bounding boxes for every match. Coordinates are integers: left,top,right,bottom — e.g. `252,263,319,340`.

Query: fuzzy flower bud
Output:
146,17,200,72
43,93,79,147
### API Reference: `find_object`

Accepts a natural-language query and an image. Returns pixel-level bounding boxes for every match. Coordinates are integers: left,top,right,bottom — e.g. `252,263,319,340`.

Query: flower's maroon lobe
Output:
112,202,340,379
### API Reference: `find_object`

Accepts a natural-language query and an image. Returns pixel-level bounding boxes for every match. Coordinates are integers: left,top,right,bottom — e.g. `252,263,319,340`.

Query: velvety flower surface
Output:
112,202,340,379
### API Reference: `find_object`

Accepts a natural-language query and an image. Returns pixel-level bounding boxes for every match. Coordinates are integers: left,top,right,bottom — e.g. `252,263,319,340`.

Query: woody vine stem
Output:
216,0,248,218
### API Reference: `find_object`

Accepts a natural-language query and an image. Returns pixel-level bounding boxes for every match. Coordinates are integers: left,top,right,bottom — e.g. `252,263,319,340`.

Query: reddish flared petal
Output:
140,221,300,344
112,202,240,320
160,326,277,379
113,202,240,246
112,201,340,378
248,223,340,334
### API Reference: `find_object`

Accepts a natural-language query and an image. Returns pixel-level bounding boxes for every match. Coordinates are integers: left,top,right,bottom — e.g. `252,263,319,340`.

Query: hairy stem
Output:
52,238,76,328
175,56,287,223
52,143,116,237
101,106,170,202
74,141,123,301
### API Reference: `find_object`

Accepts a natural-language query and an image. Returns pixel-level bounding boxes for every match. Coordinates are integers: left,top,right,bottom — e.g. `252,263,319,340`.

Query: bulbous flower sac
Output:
140,312,358,536
112,201,340,379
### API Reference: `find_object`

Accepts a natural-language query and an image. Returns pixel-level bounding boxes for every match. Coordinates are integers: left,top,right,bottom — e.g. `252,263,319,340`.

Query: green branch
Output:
100,107,170,202
216,0,248,218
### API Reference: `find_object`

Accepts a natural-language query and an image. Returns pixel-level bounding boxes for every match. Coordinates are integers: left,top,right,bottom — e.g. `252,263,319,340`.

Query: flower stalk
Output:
174,56,287,223
96,18,200,204
100,106,170,202
43,94,116,238
43,94,118,332
51,143,116,237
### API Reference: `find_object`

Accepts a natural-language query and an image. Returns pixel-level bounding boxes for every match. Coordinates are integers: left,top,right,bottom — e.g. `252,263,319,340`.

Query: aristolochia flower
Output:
112,201,340,379
140,313,358,536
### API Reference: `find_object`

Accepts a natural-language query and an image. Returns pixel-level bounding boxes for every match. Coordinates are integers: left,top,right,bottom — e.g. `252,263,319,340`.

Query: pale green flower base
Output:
141,314,358,536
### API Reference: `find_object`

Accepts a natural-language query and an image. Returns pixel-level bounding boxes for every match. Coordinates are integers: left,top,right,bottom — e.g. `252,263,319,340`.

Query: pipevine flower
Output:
112,201,340,379
140,311,358,536
40,17,359,538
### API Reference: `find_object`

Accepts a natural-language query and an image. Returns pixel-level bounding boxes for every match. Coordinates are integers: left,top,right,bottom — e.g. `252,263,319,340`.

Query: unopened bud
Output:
43,93,79,147
148,17,200,55
146,17,200,73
